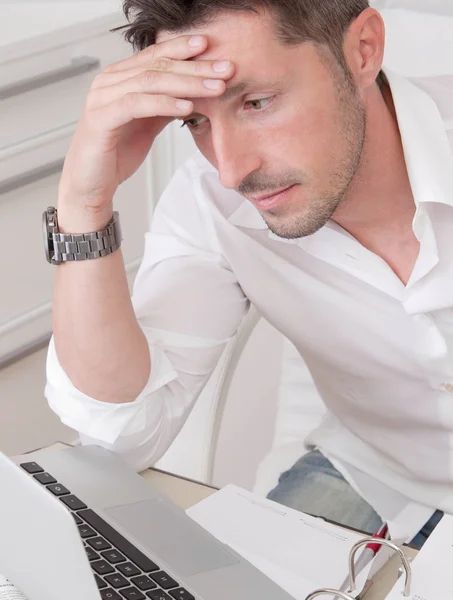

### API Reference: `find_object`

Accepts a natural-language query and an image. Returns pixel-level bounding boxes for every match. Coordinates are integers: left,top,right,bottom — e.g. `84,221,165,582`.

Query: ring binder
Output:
305,589,356,599
348,538,412,597
305,537,413,600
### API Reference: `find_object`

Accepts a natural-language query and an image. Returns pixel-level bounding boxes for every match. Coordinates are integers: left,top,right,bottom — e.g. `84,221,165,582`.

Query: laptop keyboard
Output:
20,461,195,600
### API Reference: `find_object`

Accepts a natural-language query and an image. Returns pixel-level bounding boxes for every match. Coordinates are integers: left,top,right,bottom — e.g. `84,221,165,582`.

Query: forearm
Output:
47,32,233,406
52,206,151,404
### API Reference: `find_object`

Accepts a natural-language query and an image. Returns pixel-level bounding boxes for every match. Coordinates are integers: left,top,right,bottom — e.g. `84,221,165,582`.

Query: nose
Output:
211,124,262,190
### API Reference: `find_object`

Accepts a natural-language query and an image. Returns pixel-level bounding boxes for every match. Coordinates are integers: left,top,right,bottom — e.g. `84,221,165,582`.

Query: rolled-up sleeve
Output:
45,158,249,471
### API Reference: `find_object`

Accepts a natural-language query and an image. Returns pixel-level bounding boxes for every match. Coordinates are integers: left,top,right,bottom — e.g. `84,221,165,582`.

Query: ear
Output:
343,8,386,90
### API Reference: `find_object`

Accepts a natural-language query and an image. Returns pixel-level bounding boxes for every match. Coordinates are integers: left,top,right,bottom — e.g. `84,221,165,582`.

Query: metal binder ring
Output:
348,538,412,597
305,589,356,600
305,588,355,600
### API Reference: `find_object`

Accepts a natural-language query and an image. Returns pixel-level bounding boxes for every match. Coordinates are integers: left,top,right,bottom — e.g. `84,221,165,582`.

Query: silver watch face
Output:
42,207,59,265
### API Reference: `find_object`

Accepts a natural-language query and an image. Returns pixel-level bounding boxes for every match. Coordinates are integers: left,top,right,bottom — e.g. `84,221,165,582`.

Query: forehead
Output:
156,9,280,62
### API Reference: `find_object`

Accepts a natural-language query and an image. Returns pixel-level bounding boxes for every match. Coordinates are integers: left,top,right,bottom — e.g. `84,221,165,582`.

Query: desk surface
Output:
142,467,218,510
40,443,417,600
142,467,418,600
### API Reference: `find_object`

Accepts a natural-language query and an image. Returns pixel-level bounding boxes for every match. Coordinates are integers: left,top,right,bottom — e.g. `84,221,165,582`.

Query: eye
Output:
181,115,208,130
244,97,275,111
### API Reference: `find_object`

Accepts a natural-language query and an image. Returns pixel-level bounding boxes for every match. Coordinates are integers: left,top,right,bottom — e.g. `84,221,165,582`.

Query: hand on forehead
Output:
156,9,276,62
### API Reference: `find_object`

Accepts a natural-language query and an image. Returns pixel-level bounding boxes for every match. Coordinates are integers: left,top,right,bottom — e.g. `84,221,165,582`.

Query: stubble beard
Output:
263,70,367,240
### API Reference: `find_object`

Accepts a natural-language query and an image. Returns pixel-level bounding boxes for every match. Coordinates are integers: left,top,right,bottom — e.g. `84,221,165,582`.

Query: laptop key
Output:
95,574,108,589
20,462,44,474
117,563,141,578
168,590,194,600
60,495,87,511
33,472,57,485
87,537,112,552
73,513,83,525
46,483,70,496
92,560,115,576
105,574,130,589
146,592,171,600
79,509,159,573
130,576,157,591
78,524,97,539
85,546,100,562
101,589,123,600
149,572,178,590
102,550,127,564
119,588,145,600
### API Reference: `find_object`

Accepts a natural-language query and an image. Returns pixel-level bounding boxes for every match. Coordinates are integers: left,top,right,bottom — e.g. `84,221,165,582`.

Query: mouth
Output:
247,185,298,211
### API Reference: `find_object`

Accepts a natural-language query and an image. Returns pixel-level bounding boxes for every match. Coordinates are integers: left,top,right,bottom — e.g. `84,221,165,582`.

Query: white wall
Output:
0,6,148,456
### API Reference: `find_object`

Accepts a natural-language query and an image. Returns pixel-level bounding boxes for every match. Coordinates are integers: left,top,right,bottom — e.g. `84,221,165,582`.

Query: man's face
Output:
160,10,367,239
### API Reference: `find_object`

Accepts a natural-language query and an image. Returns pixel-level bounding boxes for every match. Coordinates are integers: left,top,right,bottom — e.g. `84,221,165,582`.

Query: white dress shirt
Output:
46,61,453,541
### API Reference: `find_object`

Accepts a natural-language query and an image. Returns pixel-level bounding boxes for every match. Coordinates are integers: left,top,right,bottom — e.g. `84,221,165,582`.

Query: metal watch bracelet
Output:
52,211,122,263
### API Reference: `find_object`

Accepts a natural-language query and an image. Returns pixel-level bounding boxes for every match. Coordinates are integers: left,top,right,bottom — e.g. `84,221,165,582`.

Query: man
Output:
45,0,453,549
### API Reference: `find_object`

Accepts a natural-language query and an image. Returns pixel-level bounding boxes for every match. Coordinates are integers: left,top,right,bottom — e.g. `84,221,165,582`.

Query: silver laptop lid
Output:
0,451,99,600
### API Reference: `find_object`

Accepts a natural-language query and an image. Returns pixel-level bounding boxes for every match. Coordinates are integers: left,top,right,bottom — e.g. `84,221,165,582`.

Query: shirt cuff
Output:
45,333,178,445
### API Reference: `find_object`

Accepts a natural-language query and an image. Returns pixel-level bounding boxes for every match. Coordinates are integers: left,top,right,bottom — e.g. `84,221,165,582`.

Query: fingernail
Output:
213,61,230,73
204,79,223,90
189,36,204,47
176,100,193,111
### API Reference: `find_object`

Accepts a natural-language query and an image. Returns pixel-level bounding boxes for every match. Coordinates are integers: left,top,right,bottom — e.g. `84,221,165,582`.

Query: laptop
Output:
0,444,294,600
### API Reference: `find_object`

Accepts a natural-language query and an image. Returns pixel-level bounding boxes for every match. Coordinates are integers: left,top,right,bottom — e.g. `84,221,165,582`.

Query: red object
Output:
365,523,389,554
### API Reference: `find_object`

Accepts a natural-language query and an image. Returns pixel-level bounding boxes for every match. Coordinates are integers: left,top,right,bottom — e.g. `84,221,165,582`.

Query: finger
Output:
104,34,208,74
87,71,226,111
92,56,234,90
89,93,194,134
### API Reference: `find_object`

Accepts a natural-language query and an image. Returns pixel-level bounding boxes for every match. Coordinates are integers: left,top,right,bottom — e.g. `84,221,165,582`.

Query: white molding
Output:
0,123,78,191
0,121,78,161
0,258,142,368
0,12,127,66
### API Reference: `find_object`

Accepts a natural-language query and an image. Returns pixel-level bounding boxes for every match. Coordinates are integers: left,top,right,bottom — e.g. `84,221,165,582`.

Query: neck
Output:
332,81,421,286
333,82,416,237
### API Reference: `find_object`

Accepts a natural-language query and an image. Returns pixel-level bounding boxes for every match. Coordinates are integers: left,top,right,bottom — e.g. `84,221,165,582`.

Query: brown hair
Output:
112,0,385,88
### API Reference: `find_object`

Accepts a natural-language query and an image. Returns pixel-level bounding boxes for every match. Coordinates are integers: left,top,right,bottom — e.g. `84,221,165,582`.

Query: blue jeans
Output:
267,450,443,550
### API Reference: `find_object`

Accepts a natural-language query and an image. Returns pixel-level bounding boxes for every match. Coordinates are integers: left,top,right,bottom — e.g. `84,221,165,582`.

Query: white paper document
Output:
386,514,453,600
187,484,372,599
0,575,27,600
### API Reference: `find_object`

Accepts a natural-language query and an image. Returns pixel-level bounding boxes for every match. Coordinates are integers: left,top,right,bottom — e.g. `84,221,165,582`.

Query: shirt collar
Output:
228,69,453,232
386,68,453,209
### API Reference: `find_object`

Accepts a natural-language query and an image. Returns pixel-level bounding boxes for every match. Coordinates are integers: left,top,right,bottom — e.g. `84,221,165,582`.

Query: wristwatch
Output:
42,206,122,265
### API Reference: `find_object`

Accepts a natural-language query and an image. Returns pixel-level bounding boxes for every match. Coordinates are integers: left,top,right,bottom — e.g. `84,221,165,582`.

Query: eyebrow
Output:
221,76,286,102
219,80,254,103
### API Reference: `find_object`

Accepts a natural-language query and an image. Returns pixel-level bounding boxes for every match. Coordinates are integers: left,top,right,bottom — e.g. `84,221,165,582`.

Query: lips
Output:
249,186,293,203
247,184,297,211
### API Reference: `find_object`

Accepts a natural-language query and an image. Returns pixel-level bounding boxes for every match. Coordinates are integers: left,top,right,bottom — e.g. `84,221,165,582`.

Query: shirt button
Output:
442,384,453,394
